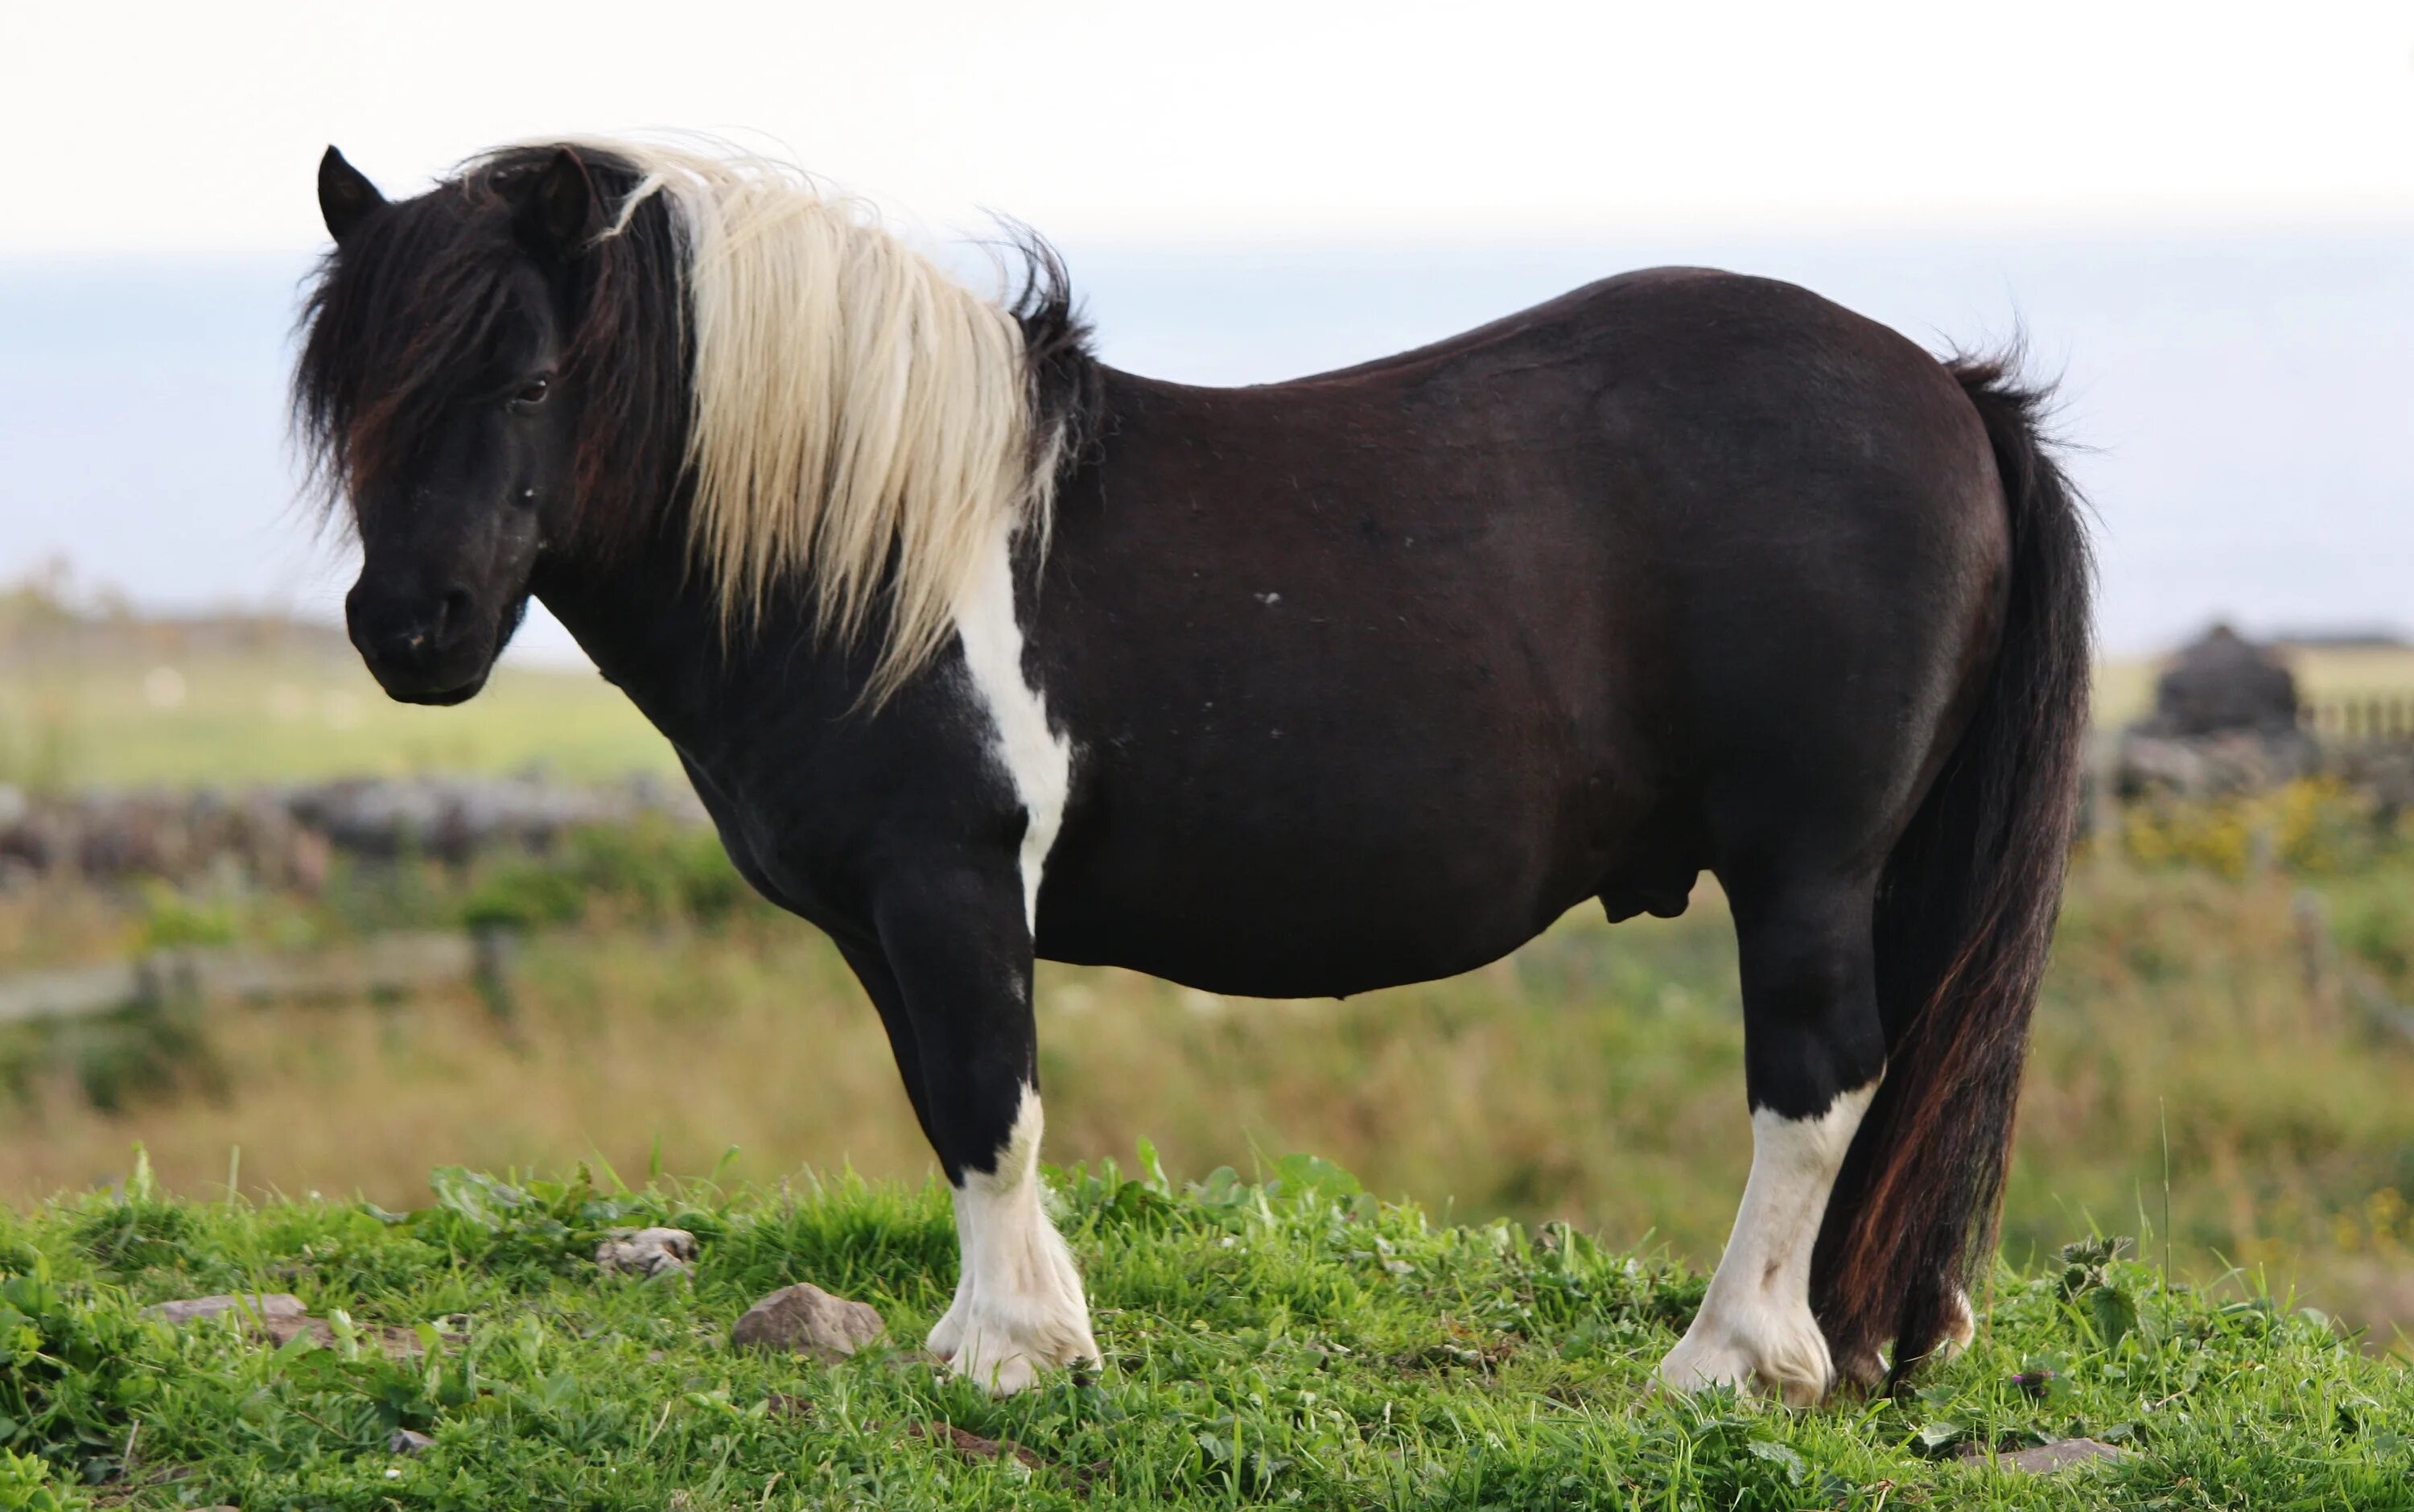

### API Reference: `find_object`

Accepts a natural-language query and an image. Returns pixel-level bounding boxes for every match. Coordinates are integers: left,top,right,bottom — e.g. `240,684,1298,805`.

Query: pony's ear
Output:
318,146,385,244
512,147,599,260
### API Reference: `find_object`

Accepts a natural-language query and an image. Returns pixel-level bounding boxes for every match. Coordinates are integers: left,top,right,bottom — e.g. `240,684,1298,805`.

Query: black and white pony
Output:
296,140,2091,1403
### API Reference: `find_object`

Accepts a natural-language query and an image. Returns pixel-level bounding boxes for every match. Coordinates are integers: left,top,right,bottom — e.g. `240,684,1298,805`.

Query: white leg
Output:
924,1196,974,1362
1658,1083,1876,1407
927,1087,1099,1395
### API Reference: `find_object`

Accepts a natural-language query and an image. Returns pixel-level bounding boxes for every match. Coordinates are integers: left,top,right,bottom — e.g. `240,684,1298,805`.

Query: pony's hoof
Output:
945,1325,1098,1397
1658,1314,1835,1408
1931,1284,1970,1352
950,1342,1040,1396
1938,1287,1977,1360
1834,1347,1889,1390
925,1300,968,1363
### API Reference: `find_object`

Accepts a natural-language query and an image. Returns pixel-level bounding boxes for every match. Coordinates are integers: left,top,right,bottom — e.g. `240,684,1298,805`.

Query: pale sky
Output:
4,0,2411,254
4,1,2410,659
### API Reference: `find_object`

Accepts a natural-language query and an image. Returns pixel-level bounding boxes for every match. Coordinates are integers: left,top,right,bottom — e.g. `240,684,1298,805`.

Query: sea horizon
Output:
4,222,2408,665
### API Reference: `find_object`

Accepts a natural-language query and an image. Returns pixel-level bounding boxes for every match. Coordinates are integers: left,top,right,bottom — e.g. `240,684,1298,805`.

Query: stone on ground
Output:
730,1283,884,1362
140,1292,308,1325
143,1292,455,1358
1965,1437,2133,1474
595,1226,699,1279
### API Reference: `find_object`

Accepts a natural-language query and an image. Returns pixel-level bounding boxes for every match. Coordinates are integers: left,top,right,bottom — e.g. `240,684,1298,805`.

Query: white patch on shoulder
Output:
953,517,1073,932
925,1086,1100,1395
1658,1081,1877,1407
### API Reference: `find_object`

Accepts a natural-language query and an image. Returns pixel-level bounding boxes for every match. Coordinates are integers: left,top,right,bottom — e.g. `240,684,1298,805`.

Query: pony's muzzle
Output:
346,580,490,704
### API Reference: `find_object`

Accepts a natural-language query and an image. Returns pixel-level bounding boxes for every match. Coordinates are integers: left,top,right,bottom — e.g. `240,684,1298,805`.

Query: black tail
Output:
1809,353,2095,1386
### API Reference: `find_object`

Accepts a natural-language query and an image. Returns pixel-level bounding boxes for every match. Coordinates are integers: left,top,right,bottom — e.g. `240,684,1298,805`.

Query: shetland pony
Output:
295,140,2091,1400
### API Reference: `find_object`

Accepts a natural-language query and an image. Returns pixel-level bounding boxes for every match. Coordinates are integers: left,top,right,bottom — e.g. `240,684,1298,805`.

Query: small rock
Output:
595,1226,698,1279
262,1315,337,1349
730,1283,884,1361
141,1292,308,1325
389,1428,436,1456
909,1420,1043,1472
144,1293,457,1360
266,1315,456,1358
1970,1437,2132,1474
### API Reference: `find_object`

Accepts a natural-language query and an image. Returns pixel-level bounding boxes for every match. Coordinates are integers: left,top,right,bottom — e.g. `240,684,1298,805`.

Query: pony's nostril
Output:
435,588,473,641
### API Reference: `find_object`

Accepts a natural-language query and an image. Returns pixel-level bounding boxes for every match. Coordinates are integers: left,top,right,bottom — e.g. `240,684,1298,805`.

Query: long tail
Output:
1809,352,2095,1386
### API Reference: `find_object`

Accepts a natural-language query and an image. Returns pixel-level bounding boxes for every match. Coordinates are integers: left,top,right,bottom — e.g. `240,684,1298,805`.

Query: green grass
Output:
0,641,674,789
2,1153,2408,1510
6,829,2414,1359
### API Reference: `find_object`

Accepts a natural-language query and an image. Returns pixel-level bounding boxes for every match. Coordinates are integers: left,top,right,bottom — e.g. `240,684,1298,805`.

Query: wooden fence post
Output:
471,926,521,1033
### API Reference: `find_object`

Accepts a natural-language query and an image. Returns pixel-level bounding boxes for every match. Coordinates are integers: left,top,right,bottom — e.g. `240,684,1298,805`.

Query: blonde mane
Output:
589,141,1055,698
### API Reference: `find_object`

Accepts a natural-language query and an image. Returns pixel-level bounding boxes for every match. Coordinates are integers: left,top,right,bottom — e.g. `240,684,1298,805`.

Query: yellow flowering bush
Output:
2119,777,2398,878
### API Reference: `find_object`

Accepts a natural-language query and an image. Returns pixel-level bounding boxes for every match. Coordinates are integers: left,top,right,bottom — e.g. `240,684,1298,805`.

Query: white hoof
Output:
925,1290,969,1362
925,1282,1098,1395
936,1279,1098,1396
1835,1345,1888,1390
947,1314,1098,1397
953,1338,1043,1396
1780,1287,1976,1393
1937,1286,1977,1361
1658,1304,1835,1408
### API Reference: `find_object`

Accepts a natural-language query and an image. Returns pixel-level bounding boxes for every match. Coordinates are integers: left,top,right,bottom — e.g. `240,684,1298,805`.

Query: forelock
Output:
292,163,533,513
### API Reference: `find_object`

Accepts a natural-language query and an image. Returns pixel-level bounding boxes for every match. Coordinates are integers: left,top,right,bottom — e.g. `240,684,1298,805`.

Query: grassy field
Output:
2,1156,2410,1510
0,600,676,789
3,823,2413,1361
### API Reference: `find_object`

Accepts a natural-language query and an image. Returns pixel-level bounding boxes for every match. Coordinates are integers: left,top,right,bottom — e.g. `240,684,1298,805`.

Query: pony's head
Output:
295,143,685,703
296,138,1092,707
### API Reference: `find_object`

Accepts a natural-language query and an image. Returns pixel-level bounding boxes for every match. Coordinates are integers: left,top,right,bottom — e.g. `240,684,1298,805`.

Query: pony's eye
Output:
509,375,552,410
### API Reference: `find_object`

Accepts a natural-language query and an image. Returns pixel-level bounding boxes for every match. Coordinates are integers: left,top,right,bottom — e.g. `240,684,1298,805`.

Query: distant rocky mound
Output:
2117,624,2321,797
2137,625,2302,739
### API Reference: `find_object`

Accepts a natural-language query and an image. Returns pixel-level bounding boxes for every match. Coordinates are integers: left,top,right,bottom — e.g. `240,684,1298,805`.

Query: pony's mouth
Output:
362,654,492,707
352,624,499,705
382,671,490,707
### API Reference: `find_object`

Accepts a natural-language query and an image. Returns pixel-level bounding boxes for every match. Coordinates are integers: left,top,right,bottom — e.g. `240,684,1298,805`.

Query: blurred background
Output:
2,2,2411,1348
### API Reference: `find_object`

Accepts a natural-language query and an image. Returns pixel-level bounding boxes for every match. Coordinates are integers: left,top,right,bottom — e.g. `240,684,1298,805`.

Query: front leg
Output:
859,868,1098,1395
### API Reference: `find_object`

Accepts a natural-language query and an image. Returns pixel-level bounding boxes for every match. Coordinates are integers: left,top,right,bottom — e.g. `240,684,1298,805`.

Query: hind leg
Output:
1834,1282,1977,1389
1658,875,1885,1407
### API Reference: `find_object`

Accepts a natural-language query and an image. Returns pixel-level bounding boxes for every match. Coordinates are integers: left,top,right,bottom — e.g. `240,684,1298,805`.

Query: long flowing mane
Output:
295,138,1094,697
